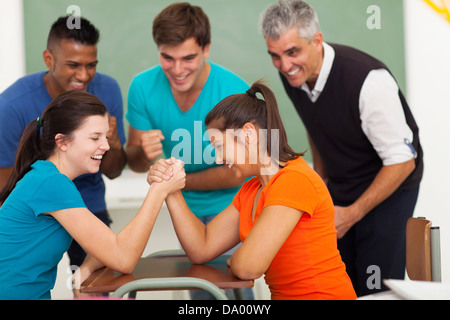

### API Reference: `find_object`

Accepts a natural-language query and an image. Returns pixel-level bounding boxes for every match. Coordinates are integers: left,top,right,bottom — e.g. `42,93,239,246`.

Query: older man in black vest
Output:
260,0,423,297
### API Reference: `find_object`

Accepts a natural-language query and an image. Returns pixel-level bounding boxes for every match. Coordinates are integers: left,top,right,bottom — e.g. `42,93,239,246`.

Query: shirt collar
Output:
300,42,335,102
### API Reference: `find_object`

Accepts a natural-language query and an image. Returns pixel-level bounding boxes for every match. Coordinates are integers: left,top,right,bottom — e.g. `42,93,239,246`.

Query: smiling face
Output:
56,114,110,179
43,39,98,98
209,129,245,178
158,37,210,94
266,27,324,88
208,123,262,180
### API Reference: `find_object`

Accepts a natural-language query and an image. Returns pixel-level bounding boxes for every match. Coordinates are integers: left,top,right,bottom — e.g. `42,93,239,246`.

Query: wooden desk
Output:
80,254,254,298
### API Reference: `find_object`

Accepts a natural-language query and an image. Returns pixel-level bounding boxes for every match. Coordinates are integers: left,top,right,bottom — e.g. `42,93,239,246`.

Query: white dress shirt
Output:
300,42,416,166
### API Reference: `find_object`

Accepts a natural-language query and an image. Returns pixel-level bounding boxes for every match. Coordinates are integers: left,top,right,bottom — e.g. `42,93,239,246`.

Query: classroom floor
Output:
50,171,271,300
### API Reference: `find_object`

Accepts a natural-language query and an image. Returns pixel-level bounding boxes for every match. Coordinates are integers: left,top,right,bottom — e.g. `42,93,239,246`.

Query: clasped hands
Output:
147,157,186,195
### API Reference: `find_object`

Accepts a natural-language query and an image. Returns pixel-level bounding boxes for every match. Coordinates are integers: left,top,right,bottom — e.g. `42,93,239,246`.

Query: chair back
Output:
406,217,441,282
406,217,432,281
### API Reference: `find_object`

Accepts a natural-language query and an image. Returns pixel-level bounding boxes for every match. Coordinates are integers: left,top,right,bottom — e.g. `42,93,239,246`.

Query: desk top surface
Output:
80,255,254,294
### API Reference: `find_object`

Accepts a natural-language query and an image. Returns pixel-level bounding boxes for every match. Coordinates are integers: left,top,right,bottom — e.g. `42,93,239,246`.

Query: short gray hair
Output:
259,0,320,42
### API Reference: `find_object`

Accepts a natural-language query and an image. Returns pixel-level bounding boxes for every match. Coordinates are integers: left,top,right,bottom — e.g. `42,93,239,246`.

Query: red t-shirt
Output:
233,157,356,300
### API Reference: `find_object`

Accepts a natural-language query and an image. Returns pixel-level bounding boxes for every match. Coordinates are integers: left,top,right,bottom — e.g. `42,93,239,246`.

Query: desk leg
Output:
233,288,243,300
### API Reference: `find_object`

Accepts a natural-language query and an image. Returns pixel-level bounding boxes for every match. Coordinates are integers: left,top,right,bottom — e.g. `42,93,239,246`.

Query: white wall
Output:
0,0,25,92
404,0,450,282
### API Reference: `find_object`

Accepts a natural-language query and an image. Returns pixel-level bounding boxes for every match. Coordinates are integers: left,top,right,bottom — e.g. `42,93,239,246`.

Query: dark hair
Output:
0,91,107,203
47,15,100,51
152,2,211,48
205,80,303,166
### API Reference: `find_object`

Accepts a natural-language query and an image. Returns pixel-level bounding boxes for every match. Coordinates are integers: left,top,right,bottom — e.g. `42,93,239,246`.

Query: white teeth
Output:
175,75,187,80
71,81,85,88
91,155,103,160
288,68,300,76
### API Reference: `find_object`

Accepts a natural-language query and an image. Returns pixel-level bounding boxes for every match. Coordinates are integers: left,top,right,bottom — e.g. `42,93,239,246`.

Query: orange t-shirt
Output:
233,157,356,300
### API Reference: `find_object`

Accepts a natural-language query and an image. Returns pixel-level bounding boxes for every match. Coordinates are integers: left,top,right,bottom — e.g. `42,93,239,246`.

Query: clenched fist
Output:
141,129,165,163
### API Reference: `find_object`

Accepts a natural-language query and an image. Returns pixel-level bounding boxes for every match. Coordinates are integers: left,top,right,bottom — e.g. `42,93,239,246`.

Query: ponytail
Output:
0,119,43,203
250,81,301,163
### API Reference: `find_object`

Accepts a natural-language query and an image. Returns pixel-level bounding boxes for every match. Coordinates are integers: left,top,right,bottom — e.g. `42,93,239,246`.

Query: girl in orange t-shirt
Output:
149,80,356,300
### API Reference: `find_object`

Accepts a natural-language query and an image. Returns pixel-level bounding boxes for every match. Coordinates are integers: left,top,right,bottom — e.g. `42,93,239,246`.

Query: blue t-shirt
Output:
0,71,126,213
127,62,249,217
0,161,86,300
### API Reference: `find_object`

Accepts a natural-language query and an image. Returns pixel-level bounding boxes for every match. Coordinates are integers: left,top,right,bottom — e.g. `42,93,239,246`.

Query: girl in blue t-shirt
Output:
0,91,185,300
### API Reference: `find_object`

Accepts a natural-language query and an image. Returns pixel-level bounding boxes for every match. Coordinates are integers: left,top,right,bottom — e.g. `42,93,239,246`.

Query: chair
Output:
406,217,441,282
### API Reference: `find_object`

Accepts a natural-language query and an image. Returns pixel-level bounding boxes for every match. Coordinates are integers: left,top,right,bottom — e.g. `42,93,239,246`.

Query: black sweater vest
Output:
282,43,423,205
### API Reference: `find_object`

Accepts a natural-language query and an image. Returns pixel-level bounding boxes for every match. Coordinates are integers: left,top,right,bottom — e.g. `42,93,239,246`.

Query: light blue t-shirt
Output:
0,161,86,300
0,71,126,213
127,61,249,217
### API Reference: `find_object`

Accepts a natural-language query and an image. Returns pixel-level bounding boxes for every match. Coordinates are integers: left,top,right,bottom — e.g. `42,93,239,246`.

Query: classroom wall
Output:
0,0,25,92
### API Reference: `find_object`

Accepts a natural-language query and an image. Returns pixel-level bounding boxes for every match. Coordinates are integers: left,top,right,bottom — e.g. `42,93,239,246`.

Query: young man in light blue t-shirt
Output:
126,3,248,219
125,3,252,299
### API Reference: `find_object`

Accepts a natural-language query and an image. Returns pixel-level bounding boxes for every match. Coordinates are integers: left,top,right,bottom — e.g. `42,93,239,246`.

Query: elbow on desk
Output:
231,267,263,281
110,257,139,275
188,254,212,265
183,247,224,265
230,261,264,281
187,253,264,280
113,263,135,275
120,265,136,275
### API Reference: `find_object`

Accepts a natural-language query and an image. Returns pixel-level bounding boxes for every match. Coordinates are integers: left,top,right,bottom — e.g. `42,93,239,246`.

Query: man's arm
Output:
126,126,164,173
100,115,127,179
184,165,245,191
334,69,418,238
334,154,415,239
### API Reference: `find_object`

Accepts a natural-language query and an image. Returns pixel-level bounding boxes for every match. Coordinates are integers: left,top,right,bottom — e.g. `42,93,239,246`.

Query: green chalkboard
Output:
23,0,406,162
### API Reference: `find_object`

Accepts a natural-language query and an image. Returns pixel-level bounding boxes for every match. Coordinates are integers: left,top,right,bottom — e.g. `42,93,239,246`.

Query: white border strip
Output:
0,0,25,92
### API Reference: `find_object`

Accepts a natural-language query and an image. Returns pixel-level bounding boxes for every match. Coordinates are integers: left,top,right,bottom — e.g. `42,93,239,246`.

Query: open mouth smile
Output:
91,155,103,160
287,68,301,76
70,80,87,90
